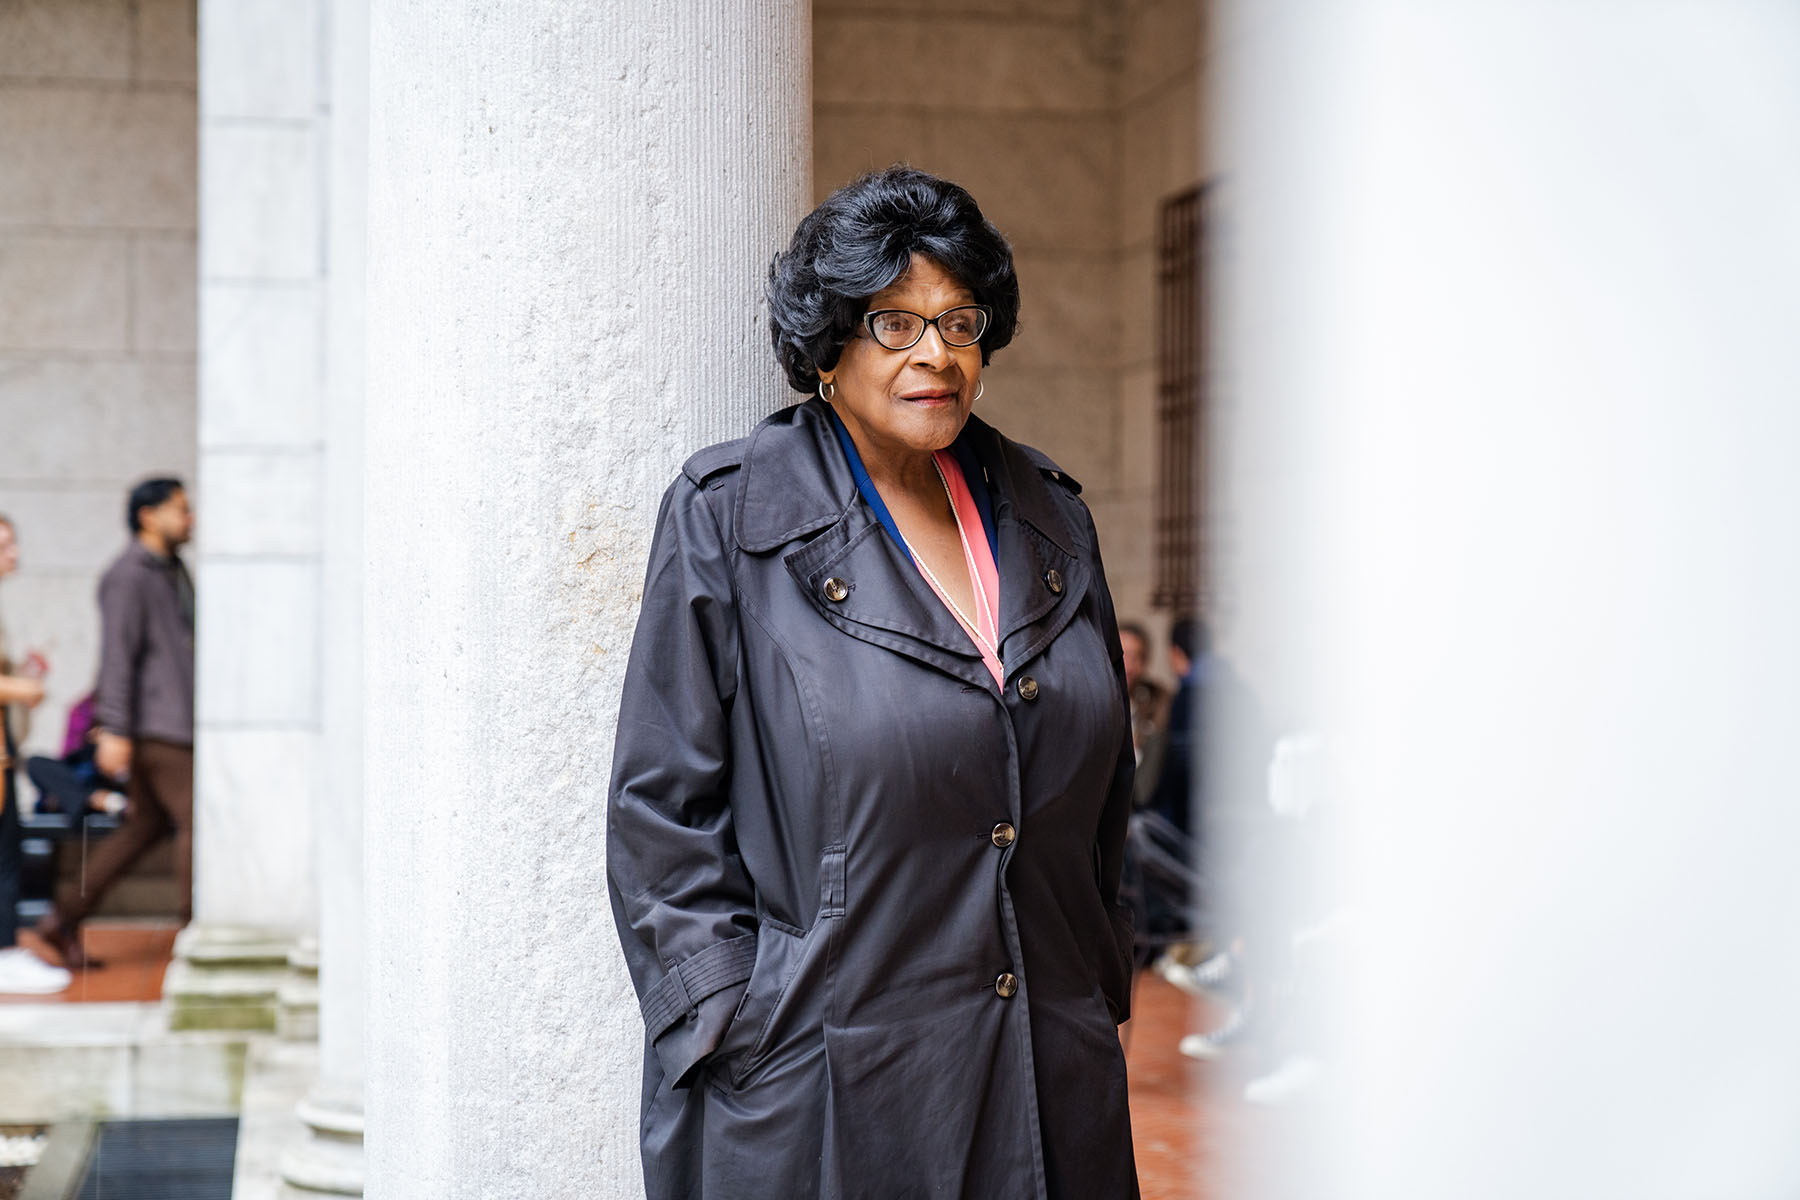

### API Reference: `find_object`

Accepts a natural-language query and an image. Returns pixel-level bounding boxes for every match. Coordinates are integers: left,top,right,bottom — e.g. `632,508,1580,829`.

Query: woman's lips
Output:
899,388,959,403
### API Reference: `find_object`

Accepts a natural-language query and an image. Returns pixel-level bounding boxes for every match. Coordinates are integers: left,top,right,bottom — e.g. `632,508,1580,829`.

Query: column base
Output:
277,1084,364,1194
163,925,294,1033
278,937,322,1040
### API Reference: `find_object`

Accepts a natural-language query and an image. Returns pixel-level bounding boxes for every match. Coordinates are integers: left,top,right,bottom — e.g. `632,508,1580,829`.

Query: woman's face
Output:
821,255,983,473
0,522,16,578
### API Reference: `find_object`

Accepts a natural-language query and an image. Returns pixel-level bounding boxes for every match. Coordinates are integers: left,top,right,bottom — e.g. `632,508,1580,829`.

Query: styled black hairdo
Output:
127,477,184,532
767,166,1021,394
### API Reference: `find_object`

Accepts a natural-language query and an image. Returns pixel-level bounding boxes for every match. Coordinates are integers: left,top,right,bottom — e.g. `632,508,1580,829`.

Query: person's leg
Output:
40,753,173,966
136,742,194,925
0,761,71,993
0,763,20,950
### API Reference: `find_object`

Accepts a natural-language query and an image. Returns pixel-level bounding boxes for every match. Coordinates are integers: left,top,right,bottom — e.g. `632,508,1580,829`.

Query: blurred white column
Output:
178,0,327,1029
362,3,809,1195
1218,3,1800,1197
278,0,369,1191
192,0,325,937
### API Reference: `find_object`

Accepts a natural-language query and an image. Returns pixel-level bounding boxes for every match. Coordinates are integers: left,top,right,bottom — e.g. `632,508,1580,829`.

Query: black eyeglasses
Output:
860,305,992,351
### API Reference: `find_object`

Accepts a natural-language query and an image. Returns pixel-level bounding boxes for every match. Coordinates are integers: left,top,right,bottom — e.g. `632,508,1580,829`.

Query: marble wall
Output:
811,0,1207,668
0,0,197,761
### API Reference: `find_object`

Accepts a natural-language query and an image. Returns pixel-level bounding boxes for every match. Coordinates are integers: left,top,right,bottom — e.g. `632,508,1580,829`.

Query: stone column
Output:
279,0,369,1191
1215,2,1800,1197
177,0,328,1029
362,3,808,1196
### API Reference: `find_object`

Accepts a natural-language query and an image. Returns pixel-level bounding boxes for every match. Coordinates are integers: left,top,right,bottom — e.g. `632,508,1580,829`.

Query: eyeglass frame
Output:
857,304,993,352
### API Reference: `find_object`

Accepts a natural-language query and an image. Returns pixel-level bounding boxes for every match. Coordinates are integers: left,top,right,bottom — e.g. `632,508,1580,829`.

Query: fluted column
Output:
362,3,809,1196
278,0,370,1191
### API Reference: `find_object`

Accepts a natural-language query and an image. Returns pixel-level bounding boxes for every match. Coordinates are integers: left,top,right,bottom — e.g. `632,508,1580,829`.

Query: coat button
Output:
991,822,1016,848
1017,676,1039,701
822,577,849,603
1043,568,1063,594
995,972,1019,999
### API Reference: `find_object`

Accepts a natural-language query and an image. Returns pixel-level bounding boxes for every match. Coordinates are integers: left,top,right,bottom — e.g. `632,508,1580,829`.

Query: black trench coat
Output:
608,399,1140,1200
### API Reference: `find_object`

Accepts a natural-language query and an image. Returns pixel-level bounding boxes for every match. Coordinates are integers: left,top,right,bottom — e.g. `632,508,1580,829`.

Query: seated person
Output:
26,693,127,819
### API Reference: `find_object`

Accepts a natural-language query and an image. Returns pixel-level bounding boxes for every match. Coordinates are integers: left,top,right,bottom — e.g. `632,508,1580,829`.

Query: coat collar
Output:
738,400,1087,690
734,399,1077,558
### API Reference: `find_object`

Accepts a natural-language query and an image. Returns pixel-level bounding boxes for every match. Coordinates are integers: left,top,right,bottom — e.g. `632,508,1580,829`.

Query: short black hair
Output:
127,477,184,533
1169,616,1210,661
767,166,1021,394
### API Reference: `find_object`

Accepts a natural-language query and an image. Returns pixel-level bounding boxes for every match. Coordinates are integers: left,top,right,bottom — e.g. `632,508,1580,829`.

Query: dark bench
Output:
14,806,121,927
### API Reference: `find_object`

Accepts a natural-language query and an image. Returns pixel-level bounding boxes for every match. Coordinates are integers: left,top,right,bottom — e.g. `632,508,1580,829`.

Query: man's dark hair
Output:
1169,616,1210,661
127,477,184,533
767,165,1021,394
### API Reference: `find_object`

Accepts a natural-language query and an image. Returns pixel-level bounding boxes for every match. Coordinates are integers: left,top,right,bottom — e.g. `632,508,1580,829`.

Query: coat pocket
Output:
713,919,812,1088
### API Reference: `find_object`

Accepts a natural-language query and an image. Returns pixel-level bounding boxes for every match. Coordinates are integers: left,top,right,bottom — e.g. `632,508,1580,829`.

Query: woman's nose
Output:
911,323,952,367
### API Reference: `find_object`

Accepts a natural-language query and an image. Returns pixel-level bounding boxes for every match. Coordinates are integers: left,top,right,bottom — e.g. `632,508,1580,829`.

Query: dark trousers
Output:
1,759,19,949
58,739,193,925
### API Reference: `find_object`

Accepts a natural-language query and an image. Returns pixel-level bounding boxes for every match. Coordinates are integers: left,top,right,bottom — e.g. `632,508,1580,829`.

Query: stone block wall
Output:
812,0,1206,666
0,0,198,760
1112,0,1205,649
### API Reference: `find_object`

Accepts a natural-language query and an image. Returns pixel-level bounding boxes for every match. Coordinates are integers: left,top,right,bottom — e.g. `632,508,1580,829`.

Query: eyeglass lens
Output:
867,306,989,350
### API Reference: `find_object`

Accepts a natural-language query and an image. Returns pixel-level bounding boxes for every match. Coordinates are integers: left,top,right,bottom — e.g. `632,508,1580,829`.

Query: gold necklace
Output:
914,457,1001,663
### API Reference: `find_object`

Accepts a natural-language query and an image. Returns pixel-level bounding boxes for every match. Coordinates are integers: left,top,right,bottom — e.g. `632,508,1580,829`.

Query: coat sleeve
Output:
607,476,758,1089
1080,505,1139,1025
92,563,145,737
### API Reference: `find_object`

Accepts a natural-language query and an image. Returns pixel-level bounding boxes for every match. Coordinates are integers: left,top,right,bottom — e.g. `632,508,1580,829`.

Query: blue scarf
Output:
826,407,998,563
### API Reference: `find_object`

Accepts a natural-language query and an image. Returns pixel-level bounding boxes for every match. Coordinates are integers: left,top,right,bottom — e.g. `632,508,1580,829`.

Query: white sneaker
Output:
1179,1006,1249,1060
1152,955,1201,995
0,946,72,994
1190,950,1236,991
1244,1055,1322,1105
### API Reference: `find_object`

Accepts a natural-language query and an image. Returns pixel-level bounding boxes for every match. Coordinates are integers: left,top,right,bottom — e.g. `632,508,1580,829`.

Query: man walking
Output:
36,479,195,969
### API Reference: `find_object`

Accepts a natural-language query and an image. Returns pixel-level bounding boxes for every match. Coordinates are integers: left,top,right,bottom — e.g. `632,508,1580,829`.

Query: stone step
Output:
0,1002,247,1123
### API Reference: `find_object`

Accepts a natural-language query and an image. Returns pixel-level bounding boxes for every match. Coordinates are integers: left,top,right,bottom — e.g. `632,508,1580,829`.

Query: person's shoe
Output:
0,946,72,994
1152,954,1202,994
1243,1055,1322,1105
1178,1007,1249,1060
1155,949,1237,997
1189,949,1236,991
32,916,103,971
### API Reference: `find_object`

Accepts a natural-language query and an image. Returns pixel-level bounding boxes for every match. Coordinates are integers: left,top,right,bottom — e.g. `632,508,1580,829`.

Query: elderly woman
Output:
608,167,1139,1199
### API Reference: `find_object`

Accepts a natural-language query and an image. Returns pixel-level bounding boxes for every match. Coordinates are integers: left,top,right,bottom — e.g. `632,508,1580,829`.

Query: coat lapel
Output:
738,402,1088,692
966,418,1091,683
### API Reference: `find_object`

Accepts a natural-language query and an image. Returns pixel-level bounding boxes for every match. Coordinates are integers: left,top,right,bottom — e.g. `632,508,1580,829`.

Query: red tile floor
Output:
0,919,178,1006
5,924,1218,1197
1125,972,1216,1199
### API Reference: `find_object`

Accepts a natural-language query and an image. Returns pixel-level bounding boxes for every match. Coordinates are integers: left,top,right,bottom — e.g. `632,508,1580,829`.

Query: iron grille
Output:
1153,184,1206,613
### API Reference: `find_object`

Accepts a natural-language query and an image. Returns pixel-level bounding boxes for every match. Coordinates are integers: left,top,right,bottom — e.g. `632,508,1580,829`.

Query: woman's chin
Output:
904,409,968,453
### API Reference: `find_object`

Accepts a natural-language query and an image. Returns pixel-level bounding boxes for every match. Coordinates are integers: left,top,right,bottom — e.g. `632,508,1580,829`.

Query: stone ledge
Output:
275,977,319,1042
287,935,320,976
0,1001,248,1122
173,924,294,969
163,960,283,1033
